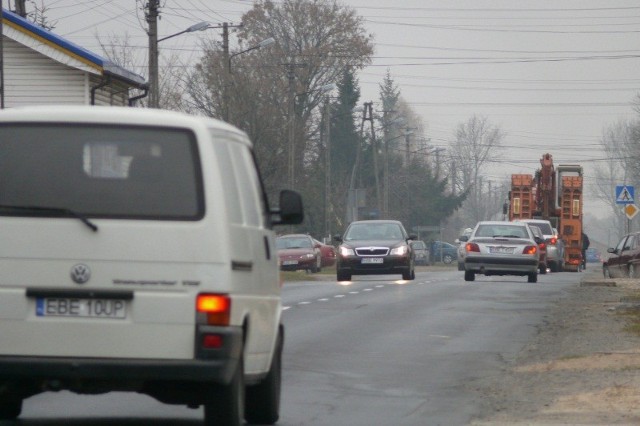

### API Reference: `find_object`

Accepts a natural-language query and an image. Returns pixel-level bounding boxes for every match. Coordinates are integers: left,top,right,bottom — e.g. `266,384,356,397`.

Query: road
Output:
5,268,579,425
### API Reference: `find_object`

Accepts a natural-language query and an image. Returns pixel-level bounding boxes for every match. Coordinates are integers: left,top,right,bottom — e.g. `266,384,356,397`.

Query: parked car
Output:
277,234,322,273
430,241,458,264
514,219,565,272
313,238,337,268
410,240,430,266
335,220,416,281
462,220,542,283
528,224,548,274
603,232,640,278
457,228,473,270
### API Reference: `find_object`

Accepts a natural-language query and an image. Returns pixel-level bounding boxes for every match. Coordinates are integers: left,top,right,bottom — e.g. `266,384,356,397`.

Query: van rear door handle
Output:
231,261,253,272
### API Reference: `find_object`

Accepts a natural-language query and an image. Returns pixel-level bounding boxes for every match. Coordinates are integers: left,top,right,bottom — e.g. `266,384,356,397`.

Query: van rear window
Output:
0,124,203,220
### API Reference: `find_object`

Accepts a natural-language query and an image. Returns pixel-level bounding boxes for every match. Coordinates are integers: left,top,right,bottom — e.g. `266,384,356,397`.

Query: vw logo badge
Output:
70,264,91,284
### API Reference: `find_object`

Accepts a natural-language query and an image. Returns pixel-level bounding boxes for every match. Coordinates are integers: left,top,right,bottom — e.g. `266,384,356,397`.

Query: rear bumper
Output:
465,256,538,274
0,326,243,384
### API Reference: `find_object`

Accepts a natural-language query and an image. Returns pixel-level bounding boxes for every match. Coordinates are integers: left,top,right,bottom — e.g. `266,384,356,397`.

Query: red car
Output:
276,234,322,273
313,238,336,268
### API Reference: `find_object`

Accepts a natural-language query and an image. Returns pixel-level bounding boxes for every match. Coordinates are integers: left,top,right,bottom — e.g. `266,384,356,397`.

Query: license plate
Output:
282,260,298,266
362,257,383,264
36,298,127,319
490,246,515,254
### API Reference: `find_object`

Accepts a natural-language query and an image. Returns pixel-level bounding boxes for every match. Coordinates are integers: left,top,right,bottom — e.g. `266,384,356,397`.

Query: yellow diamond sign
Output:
624,204,639,220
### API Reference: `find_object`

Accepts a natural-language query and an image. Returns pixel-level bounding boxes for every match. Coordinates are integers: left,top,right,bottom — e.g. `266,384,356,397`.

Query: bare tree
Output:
186,0,374,209
449,115,505,224
594,119,638,237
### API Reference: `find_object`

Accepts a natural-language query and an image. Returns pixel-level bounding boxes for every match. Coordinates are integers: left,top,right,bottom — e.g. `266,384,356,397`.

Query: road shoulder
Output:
472,269,640,425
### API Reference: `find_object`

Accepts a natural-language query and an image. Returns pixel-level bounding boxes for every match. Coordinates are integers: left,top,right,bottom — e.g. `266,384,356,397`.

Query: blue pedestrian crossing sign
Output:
616,185,635,205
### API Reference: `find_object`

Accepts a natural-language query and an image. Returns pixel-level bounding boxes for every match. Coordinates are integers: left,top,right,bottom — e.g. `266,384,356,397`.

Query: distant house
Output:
1,9,147,107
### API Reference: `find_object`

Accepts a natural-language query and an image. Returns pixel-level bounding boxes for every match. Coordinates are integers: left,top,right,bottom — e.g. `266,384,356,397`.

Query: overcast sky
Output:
38,0,640,218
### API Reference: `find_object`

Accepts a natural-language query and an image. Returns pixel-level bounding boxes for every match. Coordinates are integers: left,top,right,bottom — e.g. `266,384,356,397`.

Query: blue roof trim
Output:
2,8,146,87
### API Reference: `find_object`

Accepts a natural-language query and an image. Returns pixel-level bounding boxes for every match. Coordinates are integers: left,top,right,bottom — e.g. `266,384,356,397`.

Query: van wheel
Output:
528,273,537,283
245,328,282,425
629,264,636,278
464,271,475,282
603,265,611,279
0,398,22,420
539,265,547,274
204,347,244,426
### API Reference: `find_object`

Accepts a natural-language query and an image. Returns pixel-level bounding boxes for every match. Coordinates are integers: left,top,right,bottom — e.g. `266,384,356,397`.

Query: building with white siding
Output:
1,8,146,107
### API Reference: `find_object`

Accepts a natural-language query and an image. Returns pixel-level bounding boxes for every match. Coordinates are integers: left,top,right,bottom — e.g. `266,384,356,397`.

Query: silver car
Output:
515,219,565,272
462,221,541,283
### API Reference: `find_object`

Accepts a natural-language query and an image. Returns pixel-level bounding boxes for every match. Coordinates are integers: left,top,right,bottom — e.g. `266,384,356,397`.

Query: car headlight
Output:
303,253,315,259
390,245,408,255
339,246,355,256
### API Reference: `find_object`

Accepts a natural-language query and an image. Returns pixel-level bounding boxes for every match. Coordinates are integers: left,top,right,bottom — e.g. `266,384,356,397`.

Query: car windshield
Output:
475,224,528,238
276,237,312,249
345,223,403,240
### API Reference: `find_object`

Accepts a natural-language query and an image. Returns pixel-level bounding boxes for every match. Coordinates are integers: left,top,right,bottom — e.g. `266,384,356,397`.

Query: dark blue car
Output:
430,241,458,264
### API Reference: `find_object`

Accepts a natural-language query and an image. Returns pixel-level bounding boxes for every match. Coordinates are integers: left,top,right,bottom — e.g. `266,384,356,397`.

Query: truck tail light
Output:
196,294,231,326
523,245,537,255
538,242,546,250
466,243,480,253
548,237,557,245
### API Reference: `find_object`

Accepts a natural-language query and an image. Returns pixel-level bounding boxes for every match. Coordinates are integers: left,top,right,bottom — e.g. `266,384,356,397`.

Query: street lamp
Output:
225,37,275,122
227,37,275,74
158,21,210,42
149,21,211,108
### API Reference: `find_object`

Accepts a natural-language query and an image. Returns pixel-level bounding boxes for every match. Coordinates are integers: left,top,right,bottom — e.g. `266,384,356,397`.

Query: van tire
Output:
0,398,22,420
245,328,282,425
528,273,537,283
464,271,475,282
204,347,244,426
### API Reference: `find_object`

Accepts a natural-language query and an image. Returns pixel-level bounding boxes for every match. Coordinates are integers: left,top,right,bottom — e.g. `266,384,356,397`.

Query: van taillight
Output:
196,294,231,326
548,237,557,245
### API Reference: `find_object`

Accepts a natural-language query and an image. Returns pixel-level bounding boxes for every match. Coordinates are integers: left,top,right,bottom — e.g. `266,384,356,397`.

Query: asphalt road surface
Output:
5,268,579,426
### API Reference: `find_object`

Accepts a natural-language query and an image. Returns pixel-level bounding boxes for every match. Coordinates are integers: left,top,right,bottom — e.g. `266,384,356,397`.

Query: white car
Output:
515,219,565,272
462,221,542,283
0,106,303,425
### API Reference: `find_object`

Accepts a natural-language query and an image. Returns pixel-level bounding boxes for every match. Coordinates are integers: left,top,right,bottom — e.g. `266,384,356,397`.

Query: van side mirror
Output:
272,190,303,225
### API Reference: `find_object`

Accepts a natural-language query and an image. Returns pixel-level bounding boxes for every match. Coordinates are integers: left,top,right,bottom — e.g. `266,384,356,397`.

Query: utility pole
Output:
284,62,306,190
348,102,369,223
364,103,381,215
324,96,331,240
146,0,160,108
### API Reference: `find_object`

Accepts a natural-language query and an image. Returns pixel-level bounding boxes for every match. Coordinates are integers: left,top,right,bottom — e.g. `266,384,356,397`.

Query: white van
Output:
0,106,303,425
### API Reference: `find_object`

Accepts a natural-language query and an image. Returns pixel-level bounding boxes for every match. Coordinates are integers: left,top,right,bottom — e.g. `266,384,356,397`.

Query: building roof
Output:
2,8,146,88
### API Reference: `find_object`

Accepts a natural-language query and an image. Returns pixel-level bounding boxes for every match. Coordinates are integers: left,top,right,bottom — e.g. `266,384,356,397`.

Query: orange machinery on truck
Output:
508,153,584,272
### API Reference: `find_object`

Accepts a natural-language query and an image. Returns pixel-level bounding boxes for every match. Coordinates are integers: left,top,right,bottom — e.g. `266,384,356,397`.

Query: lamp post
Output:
226,37,275,122
148,21,211,108
319,83,337,241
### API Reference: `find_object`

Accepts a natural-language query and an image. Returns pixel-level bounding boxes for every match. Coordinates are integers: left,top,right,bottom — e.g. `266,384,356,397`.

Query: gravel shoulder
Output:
471,268,640,425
